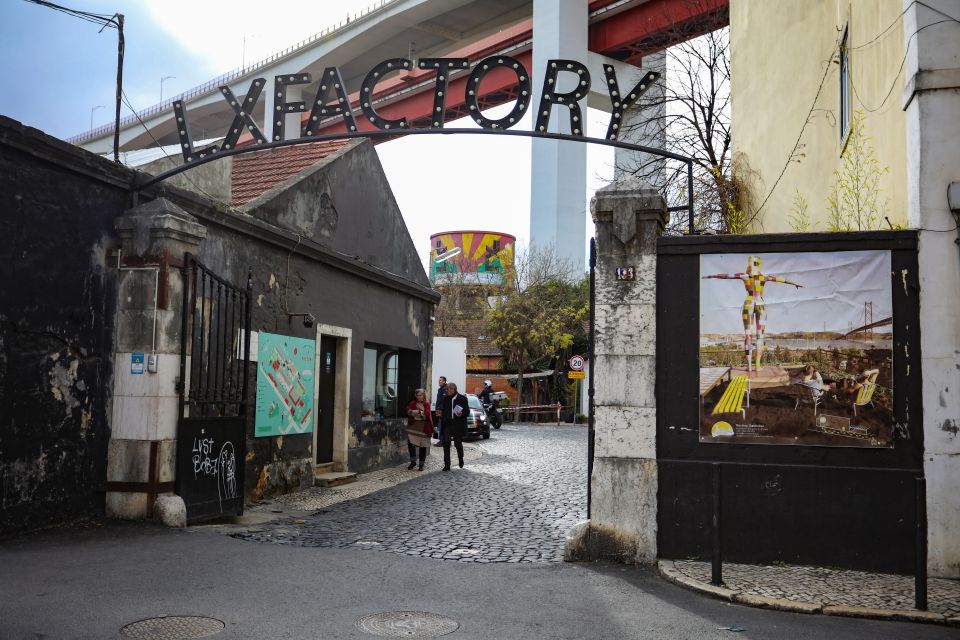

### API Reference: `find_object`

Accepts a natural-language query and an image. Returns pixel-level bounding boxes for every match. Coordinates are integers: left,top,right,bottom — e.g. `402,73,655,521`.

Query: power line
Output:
754,44,838,217
24,0,124,161
23,0,117,27
755,1,960,216
120,89,221,203
850,19,958,113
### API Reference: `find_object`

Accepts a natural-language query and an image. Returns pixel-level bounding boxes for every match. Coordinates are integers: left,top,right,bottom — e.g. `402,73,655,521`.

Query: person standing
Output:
433,376,448,446
406,389,433,471
441,382,469,471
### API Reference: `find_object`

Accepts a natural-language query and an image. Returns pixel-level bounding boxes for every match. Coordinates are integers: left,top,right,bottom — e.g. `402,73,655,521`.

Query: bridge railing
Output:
68,0,397,144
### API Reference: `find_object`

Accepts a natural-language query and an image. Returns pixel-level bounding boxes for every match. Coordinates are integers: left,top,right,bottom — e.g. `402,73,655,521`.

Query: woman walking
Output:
406,389,434,470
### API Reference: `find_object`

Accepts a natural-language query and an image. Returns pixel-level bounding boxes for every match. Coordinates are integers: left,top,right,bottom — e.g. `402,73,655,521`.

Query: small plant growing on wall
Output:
826,111,890,231
788,189,815,232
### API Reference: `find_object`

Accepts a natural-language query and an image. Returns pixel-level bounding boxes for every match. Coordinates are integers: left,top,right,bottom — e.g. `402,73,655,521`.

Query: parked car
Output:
433,394,491,440
466,394,491,439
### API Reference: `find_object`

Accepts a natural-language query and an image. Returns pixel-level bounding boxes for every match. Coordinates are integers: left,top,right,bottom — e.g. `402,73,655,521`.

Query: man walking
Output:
440,382,469,470
433,376,447,446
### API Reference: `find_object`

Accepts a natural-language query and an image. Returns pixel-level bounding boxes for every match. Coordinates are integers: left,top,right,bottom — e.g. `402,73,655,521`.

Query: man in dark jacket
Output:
440,382,469,470
433,376,447,445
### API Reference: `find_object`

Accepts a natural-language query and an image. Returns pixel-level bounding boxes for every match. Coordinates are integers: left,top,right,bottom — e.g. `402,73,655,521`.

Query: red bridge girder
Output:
244,0,729,144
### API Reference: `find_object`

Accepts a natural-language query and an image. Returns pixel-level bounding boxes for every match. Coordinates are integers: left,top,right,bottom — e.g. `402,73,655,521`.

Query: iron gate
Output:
176,253,252,522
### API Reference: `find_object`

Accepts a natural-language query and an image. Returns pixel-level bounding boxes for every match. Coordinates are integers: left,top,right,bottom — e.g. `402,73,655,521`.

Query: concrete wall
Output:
730,0,908,231
0,117,124,532
902,0,960,578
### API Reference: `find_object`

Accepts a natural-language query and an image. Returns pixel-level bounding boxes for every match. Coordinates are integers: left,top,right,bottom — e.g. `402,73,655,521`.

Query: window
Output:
839,27,850,144
362,343,421,420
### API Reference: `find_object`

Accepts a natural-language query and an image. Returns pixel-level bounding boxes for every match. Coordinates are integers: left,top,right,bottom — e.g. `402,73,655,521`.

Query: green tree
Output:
485,248,587,421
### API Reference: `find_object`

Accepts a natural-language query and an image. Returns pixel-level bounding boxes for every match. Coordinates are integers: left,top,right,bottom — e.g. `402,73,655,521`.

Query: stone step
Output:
315,471,357,487
313,462,336,477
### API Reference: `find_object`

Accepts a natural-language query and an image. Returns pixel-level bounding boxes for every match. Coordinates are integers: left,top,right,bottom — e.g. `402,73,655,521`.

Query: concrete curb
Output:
656,561,956,626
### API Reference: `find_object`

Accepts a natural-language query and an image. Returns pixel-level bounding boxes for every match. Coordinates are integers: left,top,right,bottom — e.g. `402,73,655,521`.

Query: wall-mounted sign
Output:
699,250,893,448
616,266,635,281
255,332,315,437
172,56,659,166
131,352,145,374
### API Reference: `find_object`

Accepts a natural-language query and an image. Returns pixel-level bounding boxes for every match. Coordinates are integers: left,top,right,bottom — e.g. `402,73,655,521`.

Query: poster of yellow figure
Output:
255,332,315,437
699,251,893,448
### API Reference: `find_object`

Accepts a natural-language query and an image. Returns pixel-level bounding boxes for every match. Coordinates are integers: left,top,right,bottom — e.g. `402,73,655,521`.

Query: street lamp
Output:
160,76,175,103
241,34,255,70
90,105,105,131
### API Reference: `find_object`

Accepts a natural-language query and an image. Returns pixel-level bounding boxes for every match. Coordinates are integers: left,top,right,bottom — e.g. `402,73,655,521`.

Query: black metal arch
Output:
134,128,696,233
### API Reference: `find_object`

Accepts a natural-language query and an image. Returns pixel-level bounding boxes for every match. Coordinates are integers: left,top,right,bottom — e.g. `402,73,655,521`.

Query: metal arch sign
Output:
169,55,659,165
141,54,695,229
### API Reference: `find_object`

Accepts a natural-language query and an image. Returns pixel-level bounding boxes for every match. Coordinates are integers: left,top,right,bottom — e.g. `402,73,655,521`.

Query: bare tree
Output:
616,2,752,234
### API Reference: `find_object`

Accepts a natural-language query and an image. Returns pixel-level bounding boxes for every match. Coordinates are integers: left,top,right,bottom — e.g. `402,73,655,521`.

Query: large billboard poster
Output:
255,332,315,437
699,250,893,448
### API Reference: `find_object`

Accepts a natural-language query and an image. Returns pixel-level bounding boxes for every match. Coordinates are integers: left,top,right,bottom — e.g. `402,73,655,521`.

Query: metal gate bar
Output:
176,253,252,522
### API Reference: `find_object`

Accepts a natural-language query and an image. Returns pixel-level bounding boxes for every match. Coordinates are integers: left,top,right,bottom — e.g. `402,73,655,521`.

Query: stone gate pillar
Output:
105,198,206,520
569,176,667,564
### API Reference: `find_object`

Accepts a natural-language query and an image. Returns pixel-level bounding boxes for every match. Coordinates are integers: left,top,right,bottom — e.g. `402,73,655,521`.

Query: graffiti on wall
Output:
429,230,515,285
699,250,893,448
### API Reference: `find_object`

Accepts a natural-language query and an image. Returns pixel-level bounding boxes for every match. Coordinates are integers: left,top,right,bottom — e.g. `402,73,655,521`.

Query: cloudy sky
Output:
700,250,893,336
0,0,616,268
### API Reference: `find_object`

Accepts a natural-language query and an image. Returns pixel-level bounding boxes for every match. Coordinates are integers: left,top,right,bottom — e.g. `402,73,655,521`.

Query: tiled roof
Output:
437,318,501,356
231,139,349,207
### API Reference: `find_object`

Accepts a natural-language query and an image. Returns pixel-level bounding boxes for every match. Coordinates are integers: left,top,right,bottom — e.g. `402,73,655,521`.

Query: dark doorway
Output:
316,335,337,464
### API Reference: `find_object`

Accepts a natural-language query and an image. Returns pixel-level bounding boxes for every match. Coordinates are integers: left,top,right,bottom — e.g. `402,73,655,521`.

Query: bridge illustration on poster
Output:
255,332,315,437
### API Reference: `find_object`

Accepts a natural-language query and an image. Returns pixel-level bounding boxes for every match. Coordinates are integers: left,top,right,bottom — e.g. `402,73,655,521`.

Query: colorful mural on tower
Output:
699,250,894,448
429,231,515,286
255,332,315,437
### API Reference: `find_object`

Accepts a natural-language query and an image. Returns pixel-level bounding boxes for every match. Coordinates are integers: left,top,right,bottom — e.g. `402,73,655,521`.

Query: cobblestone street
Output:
231,424,587,563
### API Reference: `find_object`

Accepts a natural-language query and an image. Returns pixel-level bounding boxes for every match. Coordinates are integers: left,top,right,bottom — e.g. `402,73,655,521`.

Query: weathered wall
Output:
730,0,908,231
0,115,437,526
902,0,960,578
581,177,667,565
0,117,124,532
157,139,437,498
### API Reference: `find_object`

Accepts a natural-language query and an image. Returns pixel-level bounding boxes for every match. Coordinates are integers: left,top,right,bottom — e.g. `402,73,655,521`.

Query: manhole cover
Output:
120,616,225,639
355,611,459,637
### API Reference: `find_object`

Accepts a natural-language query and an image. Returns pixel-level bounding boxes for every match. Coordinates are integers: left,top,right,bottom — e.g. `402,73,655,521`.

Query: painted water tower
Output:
429,231,515,286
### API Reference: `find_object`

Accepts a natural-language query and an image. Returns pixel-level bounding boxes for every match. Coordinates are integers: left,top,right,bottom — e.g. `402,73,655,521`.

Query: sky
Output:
0,0,616,269
700,251,893,336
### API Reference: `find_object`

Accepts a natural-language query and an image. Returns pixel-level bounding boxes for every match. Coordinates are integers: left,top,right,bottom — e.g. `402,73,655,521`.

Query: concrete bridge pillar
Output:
105,198,206,521
567,176,667,564
530,0,589,274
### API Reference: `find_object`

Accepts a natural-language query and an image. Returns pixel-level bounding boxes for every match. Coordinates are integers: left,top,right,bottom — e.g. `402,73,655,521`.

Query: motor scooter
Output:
484,391,506,429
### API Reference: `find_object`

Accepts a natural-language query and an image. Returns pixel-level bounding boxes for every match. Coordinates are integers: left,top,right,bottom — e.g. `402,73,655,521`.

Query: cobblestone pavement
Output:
672,560,960,617
231,424,587,563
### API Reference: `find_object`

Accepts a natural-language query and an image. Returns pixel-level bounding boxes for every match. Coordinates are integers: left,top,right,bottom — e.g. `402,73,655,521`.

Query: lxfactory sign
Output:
172,56,659,165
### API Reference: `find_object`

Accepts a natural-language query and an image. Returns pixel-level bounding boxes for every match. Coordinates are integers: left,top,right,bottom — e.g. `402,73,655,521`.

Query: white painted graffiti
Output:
192,437,218,477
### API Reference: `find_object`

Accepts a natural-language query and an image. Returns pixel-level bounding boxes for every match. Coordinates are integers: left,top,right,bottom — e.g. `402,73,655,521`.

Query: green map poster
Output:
255,332,315,437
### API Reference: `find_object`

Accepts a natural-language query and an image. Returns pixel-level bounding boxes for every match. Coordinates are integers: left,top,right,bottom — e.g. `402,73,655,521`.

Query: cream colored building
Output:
730,0,960,578
732,0,911,231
